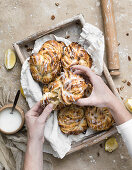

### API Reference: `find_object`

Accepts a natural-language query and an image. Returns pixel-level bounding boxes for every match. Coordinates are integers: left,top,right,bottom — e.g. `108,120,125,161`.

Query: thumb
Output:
76,97,94,106
72,65,95,83
38,103,54,123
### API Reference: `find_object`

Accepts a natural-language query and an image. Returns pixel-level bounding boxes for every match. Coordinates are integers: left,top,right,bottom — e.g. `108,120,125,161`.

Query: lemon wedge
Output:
5,49,16,69
105,137,118,152
20,86,25,98
125,98,132,113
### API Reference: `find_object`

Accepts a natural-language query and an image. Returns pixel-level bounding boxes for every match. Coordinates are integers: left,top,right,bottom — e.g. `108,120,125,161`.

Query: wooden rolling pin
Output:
101,0,120,76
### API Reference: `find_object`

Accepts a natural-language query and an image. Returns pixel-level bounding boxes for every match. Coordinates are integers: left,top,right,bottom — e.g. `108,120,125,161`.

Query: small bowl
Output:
0,104,25,135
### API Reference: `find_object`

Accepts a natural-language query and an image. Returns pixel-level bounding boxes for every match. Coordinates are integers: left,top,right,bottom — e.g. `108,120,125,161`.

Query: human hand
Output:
72,65,117,108
25,101,53,143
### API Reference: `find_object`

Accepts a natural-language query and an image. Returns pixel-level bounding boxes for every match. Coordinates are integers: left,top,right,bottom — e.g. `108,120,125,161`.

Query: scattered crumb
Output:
65,35,70,39
99,143,103,148
128,56,131,61
113,160,116,163
89,156,96,164
127,81,131,86
122,79,127,83
25,44,28,48
55,2,59,6
51,15,55,20
27,48,33,52
118,42,120,46
126,33,129,36
120,86,124,91
120,154,124,159
117,88,120,93
97,152,100,157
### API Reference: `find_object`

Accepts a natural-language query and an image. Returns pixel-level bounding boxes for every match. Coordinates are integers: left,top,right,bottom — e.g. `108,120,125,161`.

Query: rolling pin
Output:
101,0,120,76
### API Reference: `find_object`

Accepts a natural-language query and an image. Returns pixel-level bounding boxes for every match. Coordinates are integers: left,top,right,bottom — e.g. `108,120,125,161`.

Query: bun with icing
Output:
61,42,92,70
41,70,88,109
39,40,65,60
85,106,114,131
29,40,65,84
58,105,88,135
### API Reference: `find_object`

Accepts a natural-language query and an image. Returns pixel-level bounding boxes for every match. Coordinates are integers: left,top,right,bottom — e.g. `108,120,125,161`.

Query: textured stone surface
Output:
0,0,132,169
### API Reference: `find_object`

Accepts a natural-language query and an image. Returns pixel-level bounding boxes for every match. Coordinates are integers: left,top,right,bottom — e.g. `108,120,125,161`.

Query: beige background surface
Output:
0,0,132,169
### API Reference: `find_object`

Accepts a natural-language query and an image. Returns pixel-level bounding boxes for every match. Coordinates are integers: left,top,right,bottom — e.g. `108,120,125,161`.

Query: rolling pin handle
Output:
110,70,120,76
101,0,120,76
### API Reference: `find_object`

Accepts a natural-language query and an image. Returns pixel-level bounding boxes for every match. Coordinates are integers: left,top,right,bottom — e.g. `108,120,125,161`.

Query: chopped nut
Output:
117,88,120,93
51,15,55,20
25,44,28,48
128,56,131,61
121,97,124,100
127,81,131,86
118,42,120,46
97,152,100,157
126,33,129,36
55,2,59,6
120,86,124,91
65,35,70,39
122,80,127,83
99,143,103,148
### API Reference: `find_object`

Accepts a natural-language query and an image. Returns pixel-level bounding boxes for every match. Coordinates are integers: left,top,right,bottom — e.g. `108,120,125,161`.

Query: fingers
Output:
37,106,44,114
76,97,94,106
38,103,54,123
31,101,41,112
72,65,95,83
73,70,84,75
73,70,86,78
73,70,91,83
26,101,42,116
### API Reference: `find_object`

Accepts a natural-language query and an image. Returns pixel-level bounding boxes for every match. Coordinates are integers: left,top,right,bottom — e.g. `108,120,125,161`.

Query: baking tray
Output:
13,14,120,155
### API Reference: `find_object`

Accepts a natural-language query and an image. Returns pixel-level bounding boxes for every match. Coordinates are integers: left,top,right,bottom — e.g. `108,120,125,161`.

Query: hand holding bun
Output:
29,40,65,84
41,70,88,109
61,42,92,70
58,105,88,135
41,76,64,110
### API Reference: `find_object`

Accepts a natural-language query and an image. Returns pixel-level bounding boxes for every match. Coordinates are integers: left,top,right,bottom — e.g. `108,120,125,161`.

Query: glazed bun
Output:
58,105,88,135
41,70,88,109
61,42,92,70
85,106,114,131
29,40,65,84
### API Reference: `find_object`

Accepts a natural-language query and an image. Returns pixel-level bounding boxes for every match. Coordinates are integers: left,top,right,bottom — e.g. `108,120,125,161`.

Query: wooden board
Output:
13,14,120,155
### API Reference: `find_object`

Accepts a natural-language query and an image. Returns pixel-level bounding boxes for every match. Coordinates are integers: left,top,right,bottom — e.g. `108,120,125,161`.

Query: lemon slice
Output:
5,49,16,69
105,137,118,152
125,98,132,113
20,86,25,98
